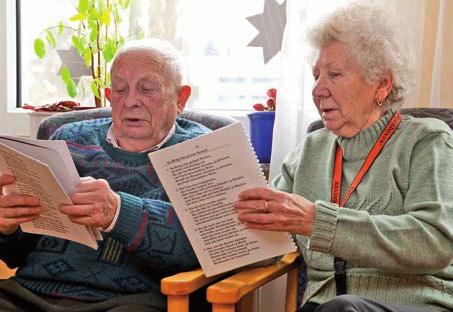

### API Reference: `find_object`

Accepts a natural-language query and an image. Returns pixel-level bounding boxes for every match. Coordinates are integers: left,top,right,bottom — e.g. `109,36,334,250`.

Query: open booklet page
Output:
0,137,101,249
149,122,296,277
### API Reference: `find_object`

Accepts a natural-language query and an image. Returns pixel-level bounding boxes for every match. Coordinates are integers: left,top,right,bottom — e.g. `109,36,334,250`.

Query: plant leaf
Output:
120,0,131,9
83,48,92,66
102,39,116,63
91,79,100,99
78,0,89,12
90,26,98,43
60,65,72,83
45,30,56,47
69,12,87,22
71,36,80,49
113,5,121,23
33,38,46,58
88,7,100,20
66,79,78,98
58,21,64,36
105,73,111,86
101,8,111,26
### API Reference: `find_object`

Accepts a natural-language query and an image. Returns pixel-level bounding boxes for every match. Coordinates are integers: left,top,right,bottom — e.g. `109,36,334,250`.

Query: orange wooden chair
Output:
206,252,301,312
161,268,225,312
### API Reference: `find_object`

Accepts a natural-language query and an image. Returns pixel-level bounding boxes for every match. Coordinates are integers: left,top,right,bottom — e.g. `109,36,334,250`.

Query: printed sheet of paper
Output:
0,138,100,249
149,123,296,276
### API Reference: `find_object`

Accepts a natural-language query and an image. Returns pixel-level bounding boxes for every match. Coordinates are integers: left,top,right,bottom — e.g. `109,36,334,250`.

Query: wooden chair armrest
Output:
161,267,224,312
207,252,300,307
161,268,220,295
0,261,16,279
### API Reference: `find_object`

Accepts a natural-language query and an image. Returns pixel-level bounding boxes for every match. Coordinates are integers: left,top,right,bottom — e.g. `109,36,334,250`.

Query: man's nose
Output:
124,90,142,107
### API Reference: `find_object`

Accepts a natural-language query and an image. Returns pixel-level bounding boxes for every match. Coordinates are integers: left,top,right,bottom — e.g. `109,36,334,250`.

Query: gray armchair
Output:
37,107,237,139
307,107,453,133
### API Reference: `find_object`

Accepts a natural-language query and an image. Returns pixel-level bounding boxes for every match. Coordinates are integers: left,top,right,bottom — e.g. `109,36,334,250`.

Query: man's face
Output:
110,52,184,151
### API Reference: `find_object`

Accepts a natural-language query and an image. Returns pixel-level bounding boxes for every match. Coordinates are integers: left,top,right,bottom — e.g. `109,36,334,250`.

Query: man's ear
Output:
376,72,393,102
176,85,191,114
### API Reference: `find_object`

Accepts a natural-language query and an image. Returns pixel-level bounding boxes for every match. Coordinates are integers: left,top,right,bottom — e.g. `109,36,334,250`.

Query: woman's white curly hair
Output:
307,3,415,110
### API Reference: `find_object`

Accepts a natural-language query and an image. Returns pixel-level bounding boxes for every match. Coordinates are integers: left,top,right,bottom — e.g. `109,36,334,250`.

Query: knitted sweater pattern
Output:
272,109,453,311
0,117,209,302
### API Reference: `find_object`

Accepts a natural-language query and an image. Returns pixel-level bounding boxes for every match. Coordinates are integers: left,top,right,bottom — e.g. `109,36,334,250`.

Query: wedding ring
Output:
263,200,269,213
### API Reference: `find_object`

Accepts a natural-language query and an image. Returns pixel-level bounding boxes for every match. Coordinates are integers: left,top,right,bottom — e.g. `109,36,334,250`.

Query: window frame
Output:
0,0,30,136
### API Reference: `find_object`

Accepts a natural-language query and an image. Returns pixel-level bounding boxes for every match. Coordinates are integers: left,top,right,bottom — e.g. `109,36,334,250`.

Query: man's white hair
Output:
111,39,185,92
307,2,415,110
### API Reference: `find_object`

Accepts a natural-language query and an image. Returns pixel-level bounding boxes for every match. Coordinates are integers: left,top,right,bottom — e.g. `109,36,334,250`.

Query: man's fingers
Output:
0,194,40,207
0,175,15,186
70,191,100,205
59,204,91,217
0,206,41,218
75,178,109,193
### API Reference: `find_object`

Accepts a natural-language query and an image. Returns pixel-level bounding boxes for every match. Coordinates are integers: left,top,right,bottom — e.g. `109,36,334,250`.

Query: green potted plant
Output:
33,0,131,108
248,88,277,163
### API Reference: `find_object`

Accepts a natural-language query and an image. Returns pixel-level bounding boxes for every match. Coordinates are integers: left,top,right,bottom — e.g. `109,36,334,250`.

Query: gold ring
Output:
263,200,269,213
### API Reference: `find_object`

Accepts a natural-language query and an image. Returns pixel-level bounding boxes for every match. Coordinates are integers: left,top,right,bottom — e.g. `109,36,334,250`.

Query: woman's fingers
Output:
238,187,284,201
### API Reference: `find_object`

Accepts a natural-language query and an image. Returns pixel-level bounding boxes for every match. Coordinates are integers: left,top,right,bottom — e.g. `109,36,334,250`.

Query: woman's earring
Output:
376,99,383,106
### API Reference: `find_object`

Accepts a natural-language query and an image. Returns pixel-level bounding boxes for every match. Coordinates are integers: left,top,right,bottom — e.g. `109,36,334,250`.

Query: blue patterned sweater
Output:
0,117,209,303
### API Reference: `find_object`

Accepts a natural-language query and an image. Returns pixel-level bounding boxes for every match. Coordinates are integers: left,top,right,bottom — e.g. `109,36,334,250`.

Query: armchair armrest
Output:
207,252,300,312
161,268,223,312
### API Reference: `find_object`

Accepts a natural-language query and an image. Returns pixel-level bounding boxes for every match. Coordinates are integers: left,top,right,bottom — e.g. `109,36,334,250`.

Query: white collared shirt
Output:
106,123,176,153
102,123,176,232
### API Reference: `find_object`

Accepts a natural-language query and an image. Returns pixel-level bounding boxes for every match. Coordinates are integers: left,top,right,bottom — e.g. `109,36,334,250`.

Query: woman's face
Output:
312,41,383,138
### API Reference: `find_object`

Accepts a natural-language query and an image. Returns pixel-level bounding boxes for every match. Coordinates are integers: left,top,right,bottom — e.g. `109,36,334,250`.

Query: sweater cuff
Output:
309,200,339,253
109,192,144,245
0,227,23,243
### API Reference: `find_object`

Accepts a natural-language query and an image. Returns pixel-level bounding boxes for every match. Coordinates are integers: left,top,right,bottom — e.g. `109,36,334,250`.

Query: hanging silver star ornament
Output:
247,0,287,64
57,46,92,85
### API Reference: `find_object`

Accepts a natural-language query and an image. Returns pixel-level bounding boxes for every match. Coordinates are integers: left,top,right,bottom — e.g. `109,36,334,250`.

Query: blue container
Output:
247,111,275,163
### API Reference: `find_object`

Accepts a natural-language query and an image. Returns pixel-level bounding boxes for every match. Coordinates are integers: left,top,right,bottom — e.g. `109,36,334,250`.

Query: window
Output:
18,0,281,112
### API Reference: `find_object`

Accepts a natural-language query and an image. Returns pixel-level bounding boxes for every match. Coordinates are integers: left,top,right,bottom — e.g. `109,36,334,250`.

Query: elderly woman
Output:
235,3,453,312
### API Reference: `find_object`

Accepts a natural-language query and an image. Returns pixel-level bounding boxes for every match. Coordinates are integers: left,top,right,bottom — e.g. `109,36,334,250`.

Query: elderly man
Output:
0,39,209,311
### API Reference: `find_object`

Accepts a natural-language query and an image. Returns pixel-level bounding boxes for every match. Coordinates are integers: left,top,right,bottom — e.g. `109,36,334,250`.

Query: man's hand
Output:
59,177,120,229
0,175,42,235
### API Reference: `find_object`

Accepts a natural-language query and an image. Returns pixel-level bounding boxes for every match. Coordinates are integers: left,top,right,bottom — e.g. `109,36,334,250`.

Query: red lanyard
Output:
331,111,401,207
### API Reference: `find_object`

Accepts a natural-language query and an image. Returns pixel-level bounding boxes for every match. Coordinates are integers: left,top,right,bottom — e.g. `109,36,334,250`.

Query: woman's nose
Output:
312,77,329,98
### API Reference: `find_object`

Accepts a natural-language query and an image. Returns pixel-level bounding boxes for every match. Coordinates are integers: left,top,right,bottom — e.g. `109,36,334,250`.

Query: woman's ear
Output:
176,85,191,114
376,71,394,102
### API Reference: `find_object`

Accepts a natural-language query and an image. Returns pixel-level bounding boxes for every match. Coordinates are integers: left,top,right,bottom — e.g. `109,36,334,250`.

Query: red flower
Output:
253,88,277,111
266,88,277,100
253,103,266,111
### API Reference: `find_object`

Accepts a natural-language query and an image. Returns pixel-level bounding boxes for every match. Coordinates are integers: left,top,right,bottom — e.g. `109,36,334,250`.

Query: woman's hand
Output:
59,177,120,229
234,187,316,236
0,175,42,235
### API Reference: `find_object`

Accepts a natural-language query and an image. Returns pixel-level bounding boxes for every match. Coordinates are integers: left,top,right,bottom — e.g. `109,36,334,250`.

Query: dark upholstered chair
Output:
308,107,453,133
36,108,237,312
37,107,237,139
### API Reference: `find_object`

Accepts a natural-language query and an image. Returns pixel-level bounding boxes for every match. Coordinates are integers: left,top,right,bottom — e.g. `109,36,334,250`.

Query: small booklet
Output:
0,135,102,249
149,123,296,277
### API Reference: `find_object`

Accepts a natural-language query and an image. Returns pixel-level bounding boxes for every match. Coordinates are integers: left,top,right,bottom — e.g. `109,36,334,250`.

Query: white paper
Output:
0,135,79,194
0,136,101,249
149,123,296,276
